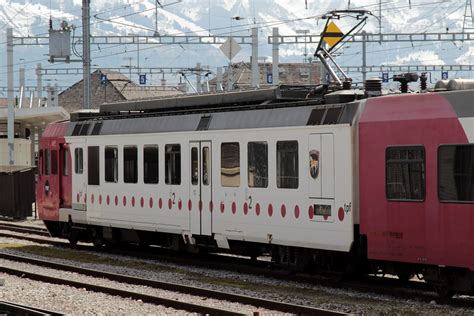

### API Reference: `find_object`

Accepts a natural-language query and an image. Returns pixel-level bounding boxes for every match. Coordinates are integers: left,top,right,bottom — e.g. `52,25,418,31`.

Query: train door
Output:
59,143,72,208
72,142,87,211
38,142,60,219
189,141,212,236
308,133,335,221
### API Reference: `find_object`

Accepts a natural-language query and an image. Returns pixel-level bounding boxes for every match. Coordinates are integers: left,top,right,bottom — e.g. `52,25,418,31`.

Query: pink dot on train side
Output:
338,207,345,221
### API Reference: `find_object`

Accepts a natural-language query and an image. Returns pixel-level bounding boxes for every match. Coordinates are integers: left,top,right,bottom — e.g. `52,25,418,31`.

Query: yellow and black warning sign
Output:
321,21,344,48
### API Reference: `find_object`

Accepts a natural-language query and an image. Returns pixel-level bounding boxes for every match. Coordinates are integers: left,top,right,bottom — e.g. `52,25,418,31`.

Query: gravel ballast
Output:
1,221,473,315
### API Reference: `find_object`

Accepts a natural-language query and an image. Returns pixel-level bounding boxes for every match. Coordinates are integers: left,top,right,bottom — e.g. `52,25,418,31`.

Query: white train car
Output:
38,83,474,295
38,87,359,267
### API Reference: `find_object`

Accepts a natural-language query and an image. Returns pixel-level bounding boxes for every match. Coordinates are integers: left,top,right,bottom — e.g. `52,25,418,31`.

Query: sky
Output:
0,0,472,90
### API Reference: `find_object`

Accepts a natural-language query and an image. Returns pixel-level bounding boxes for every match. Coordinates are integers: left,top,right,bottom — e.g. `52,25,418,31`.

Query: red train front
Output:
359,90,474,295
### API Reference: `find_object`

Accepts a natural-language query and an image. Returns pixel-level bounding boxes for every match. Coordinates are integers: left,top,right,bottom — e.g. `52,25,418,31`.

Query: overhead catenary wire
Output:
0,0,470,79
0,11,326,73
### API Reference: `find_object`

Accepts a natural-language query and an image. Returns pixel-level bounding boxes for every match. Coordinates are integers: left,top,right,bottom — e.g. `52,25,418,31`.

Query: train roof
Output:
63,81,474,137
67,99,361,137
70,85,359,122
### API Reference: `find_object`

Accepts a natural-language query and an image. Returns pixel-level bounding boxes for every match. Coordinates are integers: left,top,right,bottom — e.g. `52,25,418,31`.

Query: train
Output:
37,79,474,297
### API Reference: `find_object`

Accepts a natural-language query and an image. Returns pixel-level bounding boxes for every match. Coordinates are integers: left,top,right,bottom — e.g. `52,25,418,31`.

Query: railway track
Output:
0,300,63,315
0,222,49,236
0,221,473,309
0,252,343,315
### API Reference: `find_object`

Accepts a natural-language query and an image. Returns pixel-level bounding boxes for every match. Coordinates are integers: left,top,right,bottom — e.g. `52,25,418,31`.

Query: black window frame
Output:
143,145,159,184
62,148,69,176
165,144,181,185
75,148,83,174
51,150,58,175
88,146,100,185
438,144,474,204
385,145,425,202
45,149,51,176
191,147,199,185
202,146,210,186
248,141,269,188
221,142,240,187
104,146,118,183
276,140,299,189
39,149,44,175
123,146,138,184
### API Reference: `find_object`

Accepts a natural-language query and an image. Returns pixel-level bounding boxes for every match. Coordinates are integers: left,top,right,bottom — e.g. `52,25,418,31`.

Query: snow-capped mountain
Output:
0,0,472,86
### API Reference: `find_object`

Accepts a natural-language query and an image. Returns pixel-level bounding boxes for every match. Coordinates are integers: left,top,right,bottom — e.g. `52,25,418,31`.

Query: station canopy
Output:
0,106,69,128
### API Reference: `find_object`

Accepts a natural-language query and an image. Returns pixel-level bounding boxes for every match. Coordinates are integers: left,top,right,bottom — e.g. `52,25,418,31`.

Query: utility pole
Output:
36,63,43,103
378,0,382,36
251,27,259,87
7,28,14,165
82,0,91,109
463,0,474,34
362,31,367,82
155,1,161,36
272,27,280,85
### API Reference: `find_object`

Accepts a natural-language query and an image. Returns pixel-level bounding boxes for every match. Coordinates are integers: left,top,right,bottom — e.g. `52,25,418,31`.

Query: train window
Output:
191,147,198,185
88,146,100,185
123,146,138,184
248,142,268,188
63,148,69,176
277,141,299,189
202,146,210,186
105,146,118,183
221,142,240,187
45,149,50,175
39,150,44,175
51,150,58,175
144,145,159,184
75,148,83,174
386,146,425,201
439,145,474,202
165,144,181,185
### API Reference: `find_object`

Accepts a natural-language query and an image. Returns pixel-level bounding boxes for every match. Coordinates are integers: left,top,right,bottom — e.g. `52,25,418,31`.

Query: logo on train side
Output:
344,202,352,214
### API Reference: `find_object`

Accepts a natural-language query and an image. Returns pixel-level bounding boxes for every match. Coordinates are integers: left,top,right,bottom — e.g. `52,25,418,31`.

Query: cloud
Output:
385,50,445,65
455,47,474,64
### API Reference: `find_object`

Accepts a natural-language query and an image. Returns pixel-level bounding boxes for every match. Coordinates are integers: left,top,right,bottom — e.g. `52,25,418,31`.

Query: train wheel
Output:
93,237,104,248
436,285,454,302
397,273,413,282
68,234,79,247
91,228,104,248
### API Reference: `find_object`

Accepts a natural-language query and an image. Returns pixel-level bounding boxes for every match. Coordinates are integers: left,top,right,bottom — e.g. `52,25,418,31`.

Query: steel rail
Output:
0,252,343,315
0,223,49,236
0,300,63,316
0,265,246,316
0,229,472,308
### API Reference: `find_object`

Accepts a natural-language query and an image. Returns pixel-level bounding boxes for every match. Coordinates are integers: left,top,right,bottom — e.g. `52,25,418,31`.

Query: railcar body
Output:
37,86,474,295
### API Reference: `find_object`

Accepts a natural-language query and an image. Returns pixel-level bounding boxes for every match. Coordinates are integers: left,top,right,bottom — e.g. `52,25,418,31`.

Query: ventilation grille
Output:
72,123,82,136
196,115,212,131
324,107,343,124
79,123,90,136
307,109,326,125
91,122,103,135
307,107,344,125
